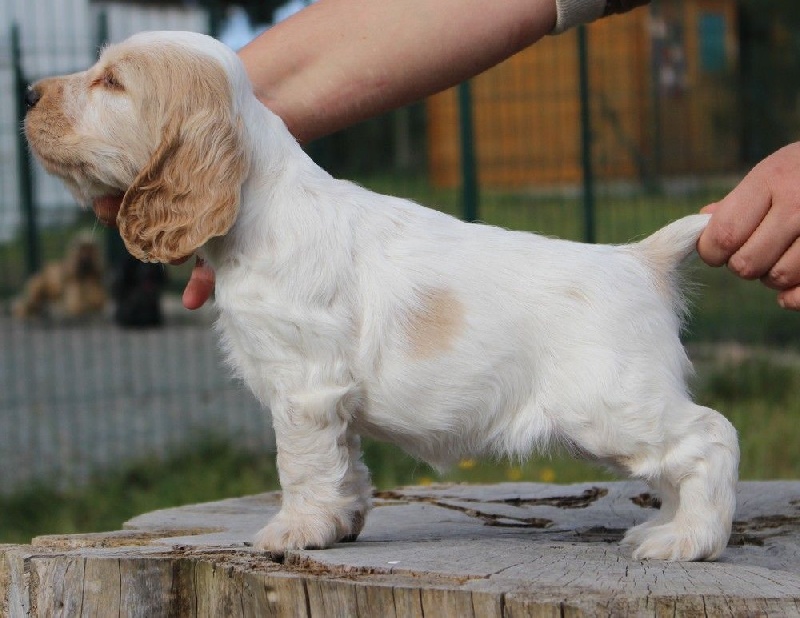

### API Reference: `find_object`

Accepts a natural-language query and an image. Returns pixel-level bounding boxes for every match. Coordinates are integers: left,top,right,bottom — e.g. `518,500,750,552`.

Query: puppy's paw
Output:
254,511,339,554
621,519,661,548
630,522,725,561
341,509,367,543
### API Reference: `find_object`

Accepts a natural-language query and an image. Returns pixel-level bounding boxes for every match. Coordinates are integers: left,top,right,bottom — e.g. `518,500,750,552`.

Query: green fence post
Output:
11,23,40,276
458,80,479,223
96,10,108,55
577,25,596,244
206,1,224,38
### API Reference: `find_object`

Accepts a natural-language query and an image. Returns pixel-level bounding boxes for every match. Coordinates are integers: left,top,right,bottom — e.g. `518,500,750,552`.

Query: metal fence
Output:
1,0,799,493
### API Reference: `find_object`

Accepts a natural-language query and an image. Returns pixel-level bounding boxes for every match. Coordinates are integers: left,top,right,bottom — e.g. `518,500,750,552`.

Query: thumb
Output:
700,201,720,215
182,257,215,310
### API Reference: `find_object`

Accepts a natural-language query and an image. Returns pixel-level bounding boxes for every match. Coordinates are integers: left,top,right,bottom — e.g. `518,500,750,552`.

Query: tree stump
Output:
2,481,799,616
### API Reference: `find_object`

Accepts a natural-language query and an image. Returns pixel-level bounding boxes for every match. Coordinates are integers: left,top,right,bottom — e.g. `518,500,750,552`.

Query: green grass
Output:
693,357,800,479
1,356,797,545
0,441,280,544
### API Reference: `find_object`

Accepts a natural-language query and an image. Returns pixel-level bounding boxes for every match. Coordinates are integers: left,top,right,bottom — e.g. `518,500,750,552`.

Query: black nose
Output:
24,86,41,110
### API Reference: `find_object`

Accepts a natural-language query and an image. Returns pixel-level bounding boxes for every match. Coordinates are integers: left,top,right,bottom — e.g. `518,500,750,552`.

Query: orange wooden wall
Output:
426,0,739,189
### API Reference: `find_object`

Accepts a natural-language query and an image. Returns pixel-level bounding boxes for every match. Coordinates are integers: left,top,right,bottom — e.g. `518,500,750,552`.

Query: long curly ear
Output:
118,102,247,263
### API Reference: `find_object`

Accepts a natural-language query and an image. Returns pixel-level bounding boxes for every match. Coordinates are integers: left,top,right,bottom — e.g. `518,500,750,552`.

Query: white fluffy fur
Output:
25,31,739,561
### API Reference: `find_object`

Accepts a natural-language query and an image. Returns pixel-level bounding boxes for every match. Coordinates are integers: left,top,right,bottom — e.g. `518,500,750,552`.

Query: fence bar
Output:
11,23,41,275
577,25,596,244
458,80,479,223
96,10,108,54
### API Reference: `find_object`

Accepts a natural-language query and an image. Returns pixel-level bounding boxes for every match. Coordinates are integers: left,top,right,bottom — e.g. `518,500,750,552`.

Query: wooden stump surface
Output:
2,481,799,616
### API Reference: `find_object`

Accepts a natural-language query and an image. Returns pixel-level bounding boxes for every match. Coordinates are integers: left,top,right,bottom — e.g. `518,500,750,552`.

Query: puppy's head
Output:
24,32,249,263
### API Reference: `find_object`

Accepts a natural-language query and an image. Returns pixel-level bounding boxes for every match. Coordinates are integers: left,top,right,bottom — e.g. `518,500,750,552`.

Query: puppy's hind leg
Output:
255,385,368,553
628,404,739,561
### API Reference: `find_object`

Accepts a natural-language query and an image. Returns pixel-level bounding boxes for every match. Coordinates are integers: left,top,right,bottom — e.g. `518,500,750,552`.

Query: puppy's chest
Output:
213,272,357,370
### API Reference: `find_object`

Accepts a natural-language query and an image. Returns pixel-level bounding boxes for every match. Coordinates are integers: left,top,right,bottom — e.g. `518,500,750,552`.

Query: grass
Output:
693,356,800,479
1,357,798,545
0,441,280,544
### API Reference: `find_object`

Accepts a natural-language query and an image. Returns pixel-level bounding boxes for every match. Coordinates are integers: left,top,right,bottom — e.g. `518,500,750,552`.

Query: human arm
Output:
697,142,800,310
239,0,558,144
241,0,650,143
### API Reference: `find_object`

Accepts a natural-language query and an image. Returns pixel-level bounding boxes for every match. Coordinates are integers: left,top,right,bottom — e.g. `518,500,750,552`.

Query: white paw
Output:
621,520,659,548
253,507,369,553
254,511,340,553
629,522,725,561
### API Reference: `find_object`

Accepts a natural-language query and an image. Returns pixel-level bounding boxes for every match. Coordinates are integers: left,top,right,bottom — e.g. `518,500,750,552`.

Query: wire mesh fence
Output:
1,0,799,493
0,309,270,492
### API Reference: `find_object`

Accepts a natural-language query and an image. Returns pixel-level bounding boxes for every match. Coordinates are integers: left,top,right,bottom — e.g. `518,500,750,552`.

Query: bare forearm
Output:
238,0,557,142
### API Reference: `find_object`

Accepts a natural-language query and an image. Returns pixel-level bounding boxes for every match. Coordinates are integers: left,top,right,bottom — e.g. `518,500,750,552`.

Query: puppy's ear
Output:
118,108,247,263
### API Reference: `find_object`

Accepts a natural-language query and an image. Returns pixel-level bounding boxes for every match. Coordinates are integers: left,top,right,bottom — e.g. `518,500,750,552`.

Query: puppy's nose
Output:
24,86,42,110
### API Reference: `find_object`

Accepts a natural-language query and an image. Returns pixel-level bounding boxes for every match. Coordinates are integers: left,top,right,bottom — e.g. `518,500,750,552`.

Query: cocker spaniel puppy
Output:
12,231,106,319
24,32,739,561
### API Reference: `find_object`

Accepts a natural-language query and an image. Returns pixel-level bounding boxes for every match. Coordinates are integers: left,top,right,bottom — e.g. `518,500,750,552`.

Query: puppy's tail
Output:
633,213,710,271
630,213,710,318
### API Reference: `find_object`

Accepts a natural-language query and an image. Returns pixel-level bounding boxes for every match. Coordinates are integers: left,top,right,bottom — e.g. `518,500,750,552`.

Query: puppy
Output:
24,31,739,561
12,231,107,319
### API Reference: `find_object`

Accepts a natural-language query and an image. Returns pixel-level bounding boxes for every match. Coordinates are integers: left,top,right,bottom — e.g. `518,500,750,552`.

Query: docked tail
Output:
634,214,710,272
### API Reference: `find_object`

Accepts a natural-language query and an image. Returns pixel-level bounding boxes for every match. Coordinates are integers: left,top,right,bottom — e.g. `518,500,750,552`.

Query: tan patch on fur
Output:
405,288,465,360
564,286,590,304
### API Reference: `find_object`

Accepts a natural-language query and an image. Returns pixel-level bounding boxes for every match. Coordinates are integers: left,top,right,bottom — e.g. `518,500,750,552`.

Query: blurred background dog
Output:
12,231,107,319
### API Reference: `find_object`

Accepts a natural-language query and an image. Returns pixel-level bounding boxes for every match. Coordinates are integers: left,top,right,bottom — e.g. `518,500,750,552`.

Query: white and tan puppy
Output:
24,31,738,561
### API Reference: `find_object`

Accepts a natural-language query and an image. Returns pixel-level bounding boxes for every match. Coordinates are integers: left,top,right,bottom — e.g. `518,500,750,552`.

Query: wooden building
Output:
426,0,740,188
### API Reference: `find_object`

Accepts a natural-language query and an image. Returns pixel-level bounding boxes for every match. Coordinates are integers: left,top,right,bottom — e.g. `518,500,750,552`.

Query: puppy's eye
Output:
103,72,122,89
91,70,124,92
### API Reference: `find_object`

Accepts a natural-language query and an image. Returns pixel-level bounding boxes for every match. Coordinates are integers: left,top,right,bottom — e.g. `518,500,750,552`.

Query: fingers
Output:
761,237,800,292
696,173,772,269
697,142,800,310
182,257,215,310
727,200,799,280
778,286,800,311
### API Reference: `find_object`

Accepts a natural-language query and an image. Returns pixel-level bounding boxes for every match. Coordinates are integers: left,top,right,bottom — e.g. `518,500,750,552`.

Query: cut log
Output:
2,481,799,616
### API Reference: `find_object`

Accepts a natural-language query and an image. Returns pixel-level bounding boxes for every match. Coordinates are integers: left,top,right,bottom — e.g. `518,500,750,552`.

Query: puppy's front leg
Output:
255,386,370,553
